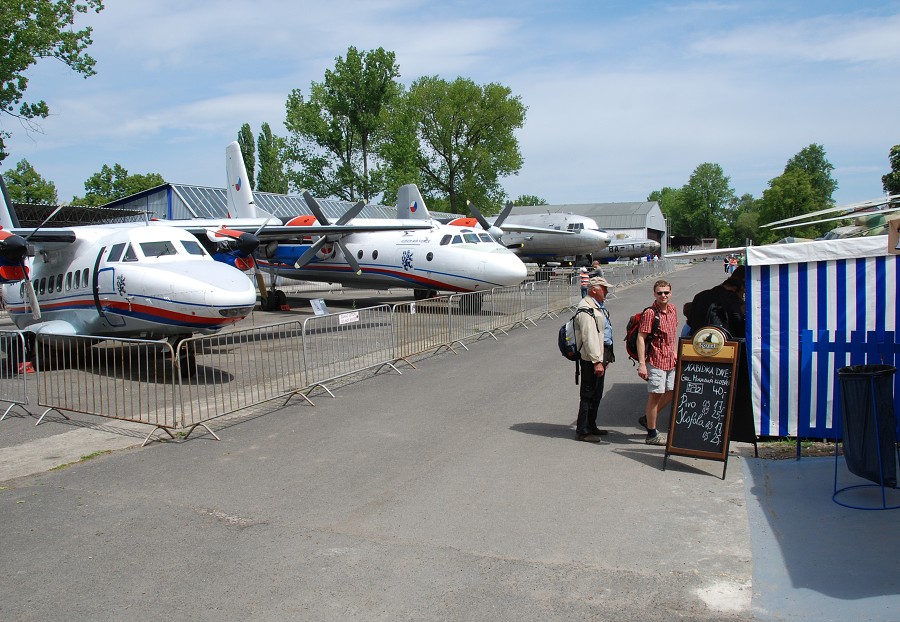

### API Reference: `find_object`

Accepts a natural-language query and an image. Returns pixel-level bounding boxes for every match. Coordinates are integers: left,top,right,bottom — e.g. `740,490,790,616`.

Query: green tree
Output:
680,163,735,239
883,144,900,195
2,159,58,204
70,163,164,206
648,186,687,237
756,168,821,243
392,76,526,214
0,0,104,162
284,46,401,203
237,123,256,189
256,122,288,194
784,143,837,208
512,194,547,206
721,193,758,246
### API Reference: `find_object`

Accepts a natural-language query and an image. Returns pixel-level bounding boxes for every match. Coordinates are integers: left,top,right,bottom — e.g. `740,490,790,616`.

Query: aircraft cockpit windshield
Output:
567,223,584,232
106,239,209,263
140,241,179,258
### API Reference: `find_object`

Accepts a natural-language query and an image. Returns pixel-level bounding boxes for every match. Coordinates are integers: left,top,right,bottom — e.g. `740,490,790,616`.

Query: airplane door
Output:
93,249,127,327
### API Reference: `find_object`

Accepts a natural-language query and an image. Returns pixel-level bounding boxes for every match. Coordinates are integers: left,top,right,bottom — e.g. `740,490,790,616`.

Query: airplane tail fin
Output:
0,175,20,229
395,184,431,220
225,141,276,220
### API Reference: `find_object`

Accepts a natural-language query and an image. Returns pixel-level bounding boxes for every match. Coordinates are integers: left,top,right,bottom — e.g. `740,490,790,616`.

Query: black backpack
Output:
624,306,660,365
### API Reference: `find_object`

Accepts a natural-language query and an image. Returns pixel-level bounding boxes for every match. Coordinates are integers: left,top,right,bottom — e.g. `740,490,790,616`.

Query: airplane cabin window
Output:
426,252,433,261
372,250,378,260
140,241,178,258
357,250,364,260
82,269,90,287
440,235,452,245
478,233,492,243
38,278,45,295
65,273,72,291
55,274,63,292
107,243,125,262
123,244,138,262
452,235,462,244
181,240,206,256
463,233,479,243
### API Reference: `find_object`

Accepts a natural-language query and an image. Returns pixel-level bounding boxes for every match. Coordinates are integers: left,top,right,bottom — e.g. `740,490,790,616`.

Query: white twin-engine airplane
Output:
0,177,258,344
221,142,528,300
447,208,612,266
596,236,661,260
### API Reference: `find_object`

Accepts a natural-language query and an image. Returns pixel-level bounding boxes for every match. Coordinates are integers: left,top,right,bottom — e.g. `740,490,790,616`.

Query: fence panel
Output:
392,297,452,361
177,320,308,430
303,305,397,392
35,334,179,430
0,331,30,420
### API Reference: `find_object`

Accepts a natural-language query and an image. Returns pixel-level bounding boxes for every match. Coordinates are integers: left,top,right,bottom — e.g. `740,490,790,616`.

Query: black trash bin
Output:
837,364,897,488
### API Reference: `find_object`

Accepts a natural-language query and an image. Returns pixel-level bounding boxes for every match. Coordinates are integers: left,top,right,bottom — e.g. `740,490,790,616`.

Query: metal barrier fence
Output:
34,334,179,443
0,331,29,420
3,261,675,440
176,321,309,438
302,304,399,396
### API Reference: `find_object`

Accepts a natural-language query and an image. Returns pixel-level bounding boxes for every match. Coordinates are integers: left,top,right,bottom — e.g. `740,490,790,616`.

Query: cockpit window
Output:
451,235,463,244
140,241,178,258
478,233,493,243
181,240,206,256
440,235,452,246
123,244,138,262
107,243,125,262
463,233,480,243
567,223,584,232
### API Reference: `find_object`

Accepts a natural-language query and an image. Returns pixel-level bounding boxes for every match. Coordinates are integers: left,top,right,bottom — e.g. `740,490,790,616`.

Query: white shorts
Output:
647,364,675,394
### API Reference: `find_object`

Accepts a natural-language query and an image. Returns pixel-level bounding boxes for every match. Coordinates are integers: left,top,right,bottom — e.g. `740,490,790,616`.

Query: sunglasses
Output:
655,291,671,296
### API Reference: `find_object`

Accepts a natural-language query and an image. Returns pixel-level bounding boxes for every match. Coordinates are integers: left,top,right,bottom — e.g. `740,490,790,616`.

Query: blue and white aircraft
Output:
220,142,528,302
0,177,258,343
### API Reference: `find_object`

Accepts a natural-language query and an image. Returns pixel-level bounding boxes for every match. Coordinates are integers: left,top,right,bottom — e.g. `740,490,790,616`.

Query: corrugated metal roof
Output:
105,184,460,221
510,202,660,230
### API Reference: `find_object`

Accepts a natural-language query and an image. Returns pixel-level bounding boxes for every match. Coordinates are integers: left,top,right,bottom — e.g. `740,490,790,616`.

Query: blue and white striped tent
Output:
746,237,900,438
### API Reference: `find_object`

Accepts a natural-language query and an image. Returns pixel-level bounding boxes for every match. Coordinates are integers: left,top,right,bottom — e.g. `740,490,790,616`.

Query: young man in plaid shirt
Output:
636,280,679,445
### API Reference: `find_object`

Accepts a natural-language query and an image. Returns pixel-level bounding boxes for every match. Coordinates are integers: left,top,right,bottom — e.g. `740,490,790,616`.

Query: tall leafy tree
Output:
237,123,256,190
784,143,837,208
756,168,821,243
70,163,164,206
0,0,104,162
391,76,526,214
883,144,900,195
284,46,401,202
2,159,58,204
256,122,288,194
679,163,735,239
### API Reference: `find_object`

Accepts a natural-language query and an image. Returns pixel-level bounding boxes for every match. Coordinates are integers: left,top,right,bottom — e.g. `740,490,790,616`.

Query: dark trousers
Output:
576,358,606,434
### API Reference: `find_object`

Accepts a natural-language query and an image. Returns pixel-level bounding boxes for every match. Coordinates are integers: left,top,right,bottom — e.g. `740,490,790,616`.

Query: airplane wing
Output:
665,246,748,259
173,222,433,241
762,195,900,228
768,205,900,230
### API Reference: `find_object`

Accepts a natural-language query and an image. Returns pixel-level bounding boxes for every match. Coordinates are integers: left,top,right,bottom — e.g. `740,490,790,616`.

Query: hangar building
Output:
509,202,668,255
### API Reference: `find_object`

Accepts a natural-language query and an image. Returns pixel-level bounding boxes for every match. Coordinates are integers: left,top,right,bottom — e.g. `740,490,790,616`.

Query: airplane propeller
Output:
0,227,40,319
466,200,514,242
294,192,367,275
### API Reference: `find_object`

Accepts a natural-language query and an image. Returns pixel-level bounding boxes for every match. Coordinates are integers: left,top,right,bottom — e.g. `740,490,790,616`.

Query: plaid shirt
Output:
640,301,678,371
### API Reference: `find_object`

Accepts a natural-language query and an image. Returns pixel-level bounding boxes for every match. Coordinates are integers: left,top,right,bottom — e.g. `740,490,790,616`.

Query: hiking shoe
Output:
576,433,603,443
645,433,666,446
638,416,648,431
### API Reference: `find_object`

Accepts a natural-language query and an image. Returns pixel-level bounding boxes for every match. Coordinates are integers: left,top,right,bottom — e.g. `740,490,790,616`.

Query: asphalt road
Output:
1,262,757,621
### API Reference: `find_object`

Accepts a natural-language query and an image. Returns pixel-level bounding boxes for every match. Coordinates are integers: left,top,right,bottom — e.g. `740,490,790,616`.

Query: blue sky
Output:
4,0,899,208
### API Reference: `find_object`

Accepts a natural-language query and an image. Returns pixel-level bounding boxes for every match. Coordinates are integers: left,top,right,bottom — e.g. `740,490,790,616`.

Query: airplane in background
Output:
594,236,661,261
446,207,611,266
0,175,258,372
219,142,528,305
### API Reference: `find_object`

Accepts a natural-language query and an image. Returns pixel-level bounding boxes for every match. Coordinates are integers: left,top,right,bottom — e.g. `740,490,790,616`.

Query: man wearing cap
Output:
573,276,615,442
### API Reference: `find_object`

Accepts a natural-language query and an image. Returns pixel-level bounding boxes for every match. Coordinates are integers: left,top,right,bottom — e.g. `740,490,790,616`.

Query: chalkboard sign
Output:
664,327,740,479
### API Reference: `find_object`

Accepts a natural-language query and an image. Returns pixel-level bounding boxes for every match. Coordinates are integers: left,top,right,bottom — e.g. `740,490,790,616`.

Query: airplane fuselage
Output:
595,238,661,260
2,225,257,339
258,220,527,292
